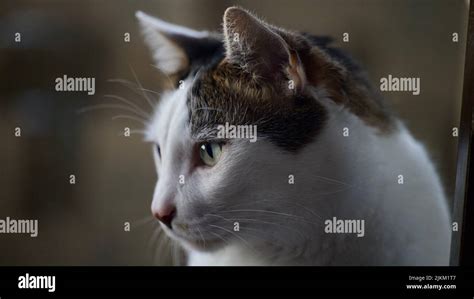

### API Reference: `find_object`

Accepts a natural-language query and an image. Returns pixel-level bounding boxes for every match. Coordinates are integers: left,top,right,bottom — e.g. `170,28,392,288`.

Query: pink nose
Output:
153,204,176,229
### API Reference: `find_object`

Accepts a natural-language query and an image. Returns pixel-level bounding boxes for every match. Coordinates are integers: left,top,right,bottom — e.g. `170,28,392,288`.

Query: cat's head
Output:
136,7,373,257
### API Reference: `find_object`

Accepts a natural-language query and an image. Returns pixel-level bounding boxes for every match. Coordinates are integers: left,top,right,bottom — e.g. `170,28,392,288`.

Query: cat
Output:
136,7,451,266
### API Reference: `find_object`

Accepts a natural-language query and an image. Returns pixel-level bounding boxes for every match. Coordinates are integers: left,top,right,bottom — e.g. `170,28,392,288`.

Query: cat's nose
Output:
153,204,176,229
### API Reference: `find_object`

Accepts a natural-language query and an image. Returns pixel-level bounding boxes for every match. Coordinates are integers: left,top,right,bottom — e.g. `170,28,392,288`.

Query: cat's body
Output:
137,7,451,266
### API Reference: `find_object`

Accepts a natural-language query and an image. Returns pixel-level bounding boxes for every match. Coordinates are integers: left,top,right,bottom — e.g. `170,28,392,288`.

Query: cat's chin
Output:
162,226,225,253
171,233,225,253
178,236,226,253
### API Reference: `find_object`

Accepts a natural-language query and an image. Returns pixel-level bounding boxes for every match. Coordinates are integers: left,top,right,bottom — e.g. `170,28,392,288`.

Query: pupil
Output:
206,144,214,158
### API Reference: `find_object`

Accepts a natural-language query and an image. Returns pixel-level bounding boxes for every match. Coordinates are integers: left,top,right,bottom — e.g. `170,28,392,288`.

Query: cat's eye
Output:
199,142,223,167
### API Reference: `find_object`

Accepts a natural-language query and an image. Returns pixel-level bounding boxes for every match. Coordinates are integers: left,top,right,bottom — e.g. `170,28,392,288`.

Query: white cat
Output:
136,7,451,266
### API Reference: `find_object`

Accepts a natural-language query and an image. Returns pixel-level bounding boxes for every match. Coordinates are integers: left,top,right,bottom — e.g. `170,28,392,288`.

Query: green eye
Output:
199,142,223,167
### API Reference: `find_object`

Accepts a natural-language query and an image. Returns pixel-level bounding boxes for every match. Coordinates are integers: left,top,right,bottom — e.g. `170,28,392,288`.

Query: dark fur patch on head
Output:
175,34,224,85
182,23,395,152
187,61,328,152
279,30,395,133
139,9,395,140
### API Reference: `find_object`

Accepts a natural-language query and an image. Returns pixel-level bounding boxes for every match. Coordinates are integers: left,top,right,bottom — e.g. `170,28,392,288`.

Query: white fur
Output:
140,8,451,266
146,84,451,266
136,11,209,74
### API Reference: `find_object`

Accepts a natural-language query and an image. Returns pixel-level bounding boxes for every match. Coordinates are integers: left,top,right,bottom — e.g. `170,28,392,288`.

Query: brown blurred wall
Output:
0,0,469,265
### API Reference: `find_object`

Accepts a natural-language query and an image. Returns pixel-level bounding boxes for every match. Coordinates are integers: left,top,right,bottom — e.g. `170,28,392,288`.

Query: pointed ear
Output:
136,11,221,81
223,7,306,92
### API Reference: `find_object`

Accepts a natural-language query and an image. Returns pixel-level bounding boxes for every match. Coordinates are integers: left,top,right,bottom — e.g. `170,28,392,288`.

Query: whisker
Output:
77,104,148,119
205,213,232,222
171,240,183,266
139,87,162,96
131,215,156,230
109,79,161,99
225,199,324,223
103,94,151,118
219,209,308,221
170,240,176,265
108,78,141,96
147,227,162,263
154,230,170,265
150,63,176,87
196,227,206,250
234,218,308,240
313,175,353,187
210,231,230,246
111,115,148,126
209,224,258,255
206,214,307,239
129,64,155,109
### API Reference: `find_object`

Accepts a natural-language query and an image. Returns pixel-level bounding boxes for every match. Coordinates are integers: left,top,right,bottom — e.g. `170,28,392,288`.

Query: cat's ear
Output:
136,11,220,80
223,7,306,92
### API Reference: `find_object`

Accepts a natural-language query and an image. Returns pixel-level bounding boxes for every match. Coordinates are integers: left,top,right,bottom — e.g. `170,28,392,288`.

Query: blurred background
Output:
0,0,469,265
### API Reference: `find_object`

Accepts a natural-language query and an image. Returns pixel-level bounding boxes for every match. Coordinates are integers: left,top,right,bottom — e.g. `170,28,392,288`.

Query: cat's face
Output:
138,7,347,253
146,83,304,252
